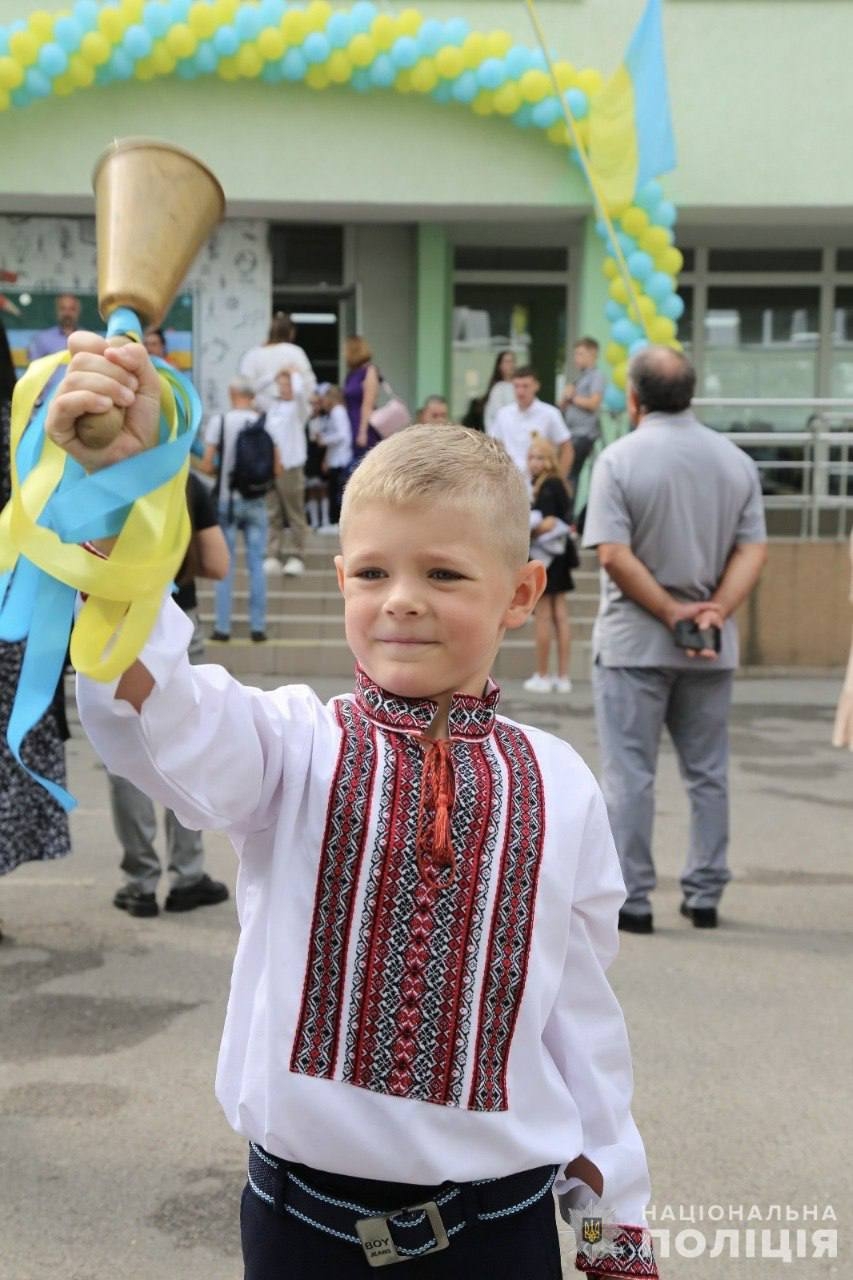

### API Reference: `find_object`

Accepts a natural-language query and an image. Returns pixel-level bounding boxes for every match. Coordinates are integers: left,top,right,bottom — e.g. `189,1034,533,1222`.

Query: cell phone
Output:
673,620,721,652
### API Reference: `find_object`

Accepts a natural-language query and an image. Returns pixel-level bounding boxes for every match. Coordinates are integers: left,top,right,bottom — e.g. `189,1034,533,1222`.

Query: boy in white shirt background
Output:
488,365,574,481
316,383,353,532
264,367,309,578
47,332,658,1280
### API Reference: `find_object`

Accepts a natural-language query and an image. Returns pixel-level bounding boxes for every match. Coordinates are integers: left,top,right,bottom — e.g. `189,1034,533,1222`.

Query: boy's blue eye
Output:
354,568,385,580
429,569,464,581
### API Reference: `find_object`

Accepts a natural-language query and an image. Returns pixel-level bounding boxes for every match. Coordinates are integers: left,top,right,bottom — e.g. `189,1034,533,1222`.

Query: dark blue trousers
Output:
241,1180,563,1278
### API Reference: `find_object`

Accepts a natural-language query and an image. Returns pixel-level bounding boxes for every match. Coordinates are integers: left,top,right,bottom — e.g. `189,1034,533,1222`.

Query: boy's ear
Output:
503,560,546,630
334,554,345,594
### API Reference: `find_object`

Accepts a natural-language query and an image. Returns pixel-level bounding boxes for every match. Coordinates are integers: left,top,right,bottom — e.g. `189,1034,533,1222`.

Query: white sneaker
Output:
263,557,280,575
523,674,552,694
317,524,339,535
553,677,572,694
282,556,305,577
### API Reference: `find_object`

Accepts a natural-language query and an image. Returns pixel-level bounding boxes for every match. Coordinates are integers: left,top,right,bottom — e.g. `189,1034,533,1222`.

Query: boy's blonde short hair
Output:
341,425,530,567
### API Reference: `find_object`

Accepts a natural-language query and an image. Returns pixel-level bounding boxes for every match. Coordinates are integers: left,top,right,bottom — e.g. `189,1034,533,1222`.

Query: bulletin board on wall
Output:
5,290,195,377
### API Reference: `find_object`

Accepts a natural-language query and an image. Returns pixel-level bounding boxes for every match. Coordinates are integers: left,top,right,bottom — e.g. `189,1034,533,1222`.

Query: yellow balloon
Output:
121,0,145,21
80,31,112,65
52,71,74,95
605,341,627,366
546,121,570,146
493,82,521,115
612,361,628,390
68,52,96,85
485,30,512,58
166,23,198,59
371,13,396,50
28,11,55,40
257,27,285,59
150,43,177,74
349,33,375,67
648,315,676,344
410,59,437,93
0,57,24,91
134,54,156,79
609,277,629,305
574,119,589,148
394,68,413,93
305,0,332,33
306,63,330,89
602,258,618,280
216,54,239,80
189,2,218,38
327,50,352,83
0,88,9,112
9,31,38,66
576,67,603,97
282,10,307,43
98,7,126,40
639,226,671,254
471,89,494,116
396,9,423,36
657,247,684,276
236,43,262,76
627,294,656,325
219,0,239,20
621,206,649,238
552,60,575,91
519,69,549,104
435,45,464,79
461,32,486,68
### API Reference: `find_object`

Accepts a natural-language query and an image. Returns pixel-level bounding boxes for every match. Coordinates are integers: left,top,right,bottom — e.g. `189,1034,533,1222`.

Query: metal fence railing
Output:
692,399,853,540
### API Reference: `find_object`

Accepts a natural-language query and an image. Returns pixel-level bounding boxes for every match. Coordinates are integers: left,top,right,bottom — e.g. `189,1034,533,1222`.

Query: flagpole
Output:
522,0,651,340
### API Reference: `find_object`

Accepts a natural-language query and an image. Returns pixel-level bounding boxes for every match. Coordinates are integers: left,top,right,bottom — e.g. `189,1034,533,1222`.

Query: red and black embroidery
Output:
290,700,377,1080
574,1224,658,1277
468,722,546,1112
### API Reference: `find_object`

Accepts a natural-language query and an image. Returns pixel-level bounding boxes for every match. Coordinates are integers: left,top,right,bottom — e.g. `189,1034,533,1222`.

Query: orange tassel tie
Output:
415,737,457,888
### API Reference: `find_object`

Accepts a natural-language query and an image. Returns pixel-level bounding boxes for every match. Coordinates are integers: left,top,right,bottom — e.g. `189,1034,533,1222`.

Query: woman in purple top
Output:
343,335,380,468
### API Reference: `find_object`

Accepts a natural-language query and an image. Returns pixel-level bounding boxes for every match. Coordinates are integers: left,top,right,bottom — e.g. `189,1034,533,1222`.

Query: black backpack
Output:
229,414,276,499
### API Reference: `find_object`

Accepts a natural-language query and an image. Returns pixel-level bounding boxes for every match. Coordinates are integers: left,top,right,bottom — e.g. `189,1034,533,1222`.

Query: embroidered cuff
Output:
574,1223,658,1277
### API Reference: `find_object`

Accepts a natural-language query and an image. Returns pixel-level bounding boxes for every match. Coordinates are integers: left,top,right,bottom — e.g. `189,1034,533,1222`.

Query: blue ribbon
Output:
0,308,202,811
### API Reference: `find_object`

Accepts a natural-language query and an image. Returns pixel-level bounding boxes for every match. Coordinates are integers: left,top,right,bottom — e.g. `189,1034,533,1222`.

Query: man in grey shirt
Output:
560,336,606,500
583,346,767,933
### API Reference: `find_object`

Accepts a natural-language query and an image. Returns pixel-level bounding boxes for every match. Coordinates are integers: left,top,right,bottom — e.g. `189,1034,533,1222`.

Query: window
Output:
270,224,343,287
454,246,568,272
707,248,822,273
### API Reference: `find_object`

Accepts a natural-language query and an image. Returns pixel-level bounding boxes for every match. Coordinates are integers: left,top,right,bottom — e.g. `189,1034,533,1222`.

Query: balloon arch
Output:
0,0,685,409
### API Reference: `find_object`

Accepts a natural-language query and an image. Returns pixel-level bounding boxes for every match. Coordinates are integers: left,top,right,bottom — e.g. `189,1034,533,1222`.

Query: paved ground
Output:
0,671,850,1279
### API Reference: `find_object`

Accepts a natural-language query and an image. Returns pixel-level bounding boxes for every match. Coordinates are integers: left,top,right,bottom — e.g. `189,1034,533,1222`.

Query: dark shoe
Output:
680,900,718,929
618,909,654,935
113,885,159,917
250,630,267,643
210,631,230,642
164,874,230,913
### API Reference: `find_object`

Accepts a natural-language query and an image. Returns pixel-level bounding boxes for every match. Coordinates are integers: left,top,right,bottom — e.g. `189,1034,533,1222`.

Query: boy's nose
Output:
383,587,425,616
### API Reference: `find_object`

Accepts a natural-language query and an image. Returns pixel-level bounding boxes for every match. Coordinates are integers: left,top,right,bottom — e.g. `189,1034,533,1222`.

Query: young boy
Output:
264,367,309,577
559,338,606,498
48,334,657,1279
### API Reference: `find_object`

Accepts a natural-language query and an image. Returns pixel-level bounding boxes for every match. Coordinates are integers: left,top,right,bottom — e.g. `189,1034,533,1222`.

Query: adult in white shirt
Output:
488,366,573,479
239,312,317,417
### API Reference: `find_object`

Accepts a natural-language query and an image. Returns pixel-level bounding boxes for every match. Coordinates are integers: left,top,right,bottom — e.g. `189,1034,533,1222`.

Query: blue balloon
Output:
326,11,352,48
124,23,153,57
212,25,238,56
636,179,663,210
0,31,8,56
107,47,134,78
416,18,443,54
258,0,285,25
177,58,199,79
193,40,217,73
280,47,307,79
612,318,641,347
629,338,649,356
617,232,637,257
38,42,69,77
431,80,453,103
605,299,626,322
94,64,114,85
350,2,377,33
235,5,262,40
565,88,588,120
476,58,505,91
656,200,677,228
369,53,395,88
661,293,685,321
627,250,653,282
451,70,477,104
54,16,84,51
390,36,418,69
604,385,626,413
504,45,532,78
172,0,190,18
442,17,469,45
8,19,27,34
596,218,610,242
304,31,331,63
513,103,534,128
646,270,674,304
532,96,560,129
260,61,282,82
351,67,371,92
24,68,52,97
143,2,171,38
529,48,547,71
74,0,100,30
10,86,33,108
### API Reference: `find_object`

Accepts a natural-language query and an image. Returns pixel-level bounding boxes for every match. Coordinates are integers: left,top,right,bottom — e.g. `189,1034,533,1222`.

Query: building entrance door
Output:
273,287,357,388
451,283,567,421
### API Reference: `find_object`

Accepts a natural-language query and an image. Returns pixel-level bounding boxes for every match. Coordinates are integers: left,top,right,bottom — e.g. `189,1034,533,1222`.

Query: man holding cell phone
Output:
583,346,767,934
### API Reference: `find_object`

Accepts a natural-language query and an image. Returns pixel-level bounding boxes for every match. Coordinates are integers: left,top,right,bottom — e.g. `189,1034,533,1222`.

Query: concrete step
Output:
195,587,601,620
198,612,596,642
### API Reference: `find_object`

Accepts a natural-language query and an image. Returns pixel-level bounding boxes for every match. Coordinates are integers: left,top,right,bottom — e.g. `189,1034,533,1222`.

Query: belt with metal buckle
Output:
247,1143,558,1268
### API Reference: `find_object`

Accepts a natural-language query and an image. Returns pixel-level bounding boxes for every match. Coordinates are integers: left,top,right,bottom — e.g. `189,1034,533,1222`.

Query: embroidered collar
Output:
354,668,500,742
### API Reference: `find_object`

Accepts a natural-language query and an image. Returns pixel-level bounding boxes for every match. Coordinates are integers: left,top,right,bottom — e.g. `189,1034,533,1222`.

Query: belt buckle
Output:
356,1200,450,1268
